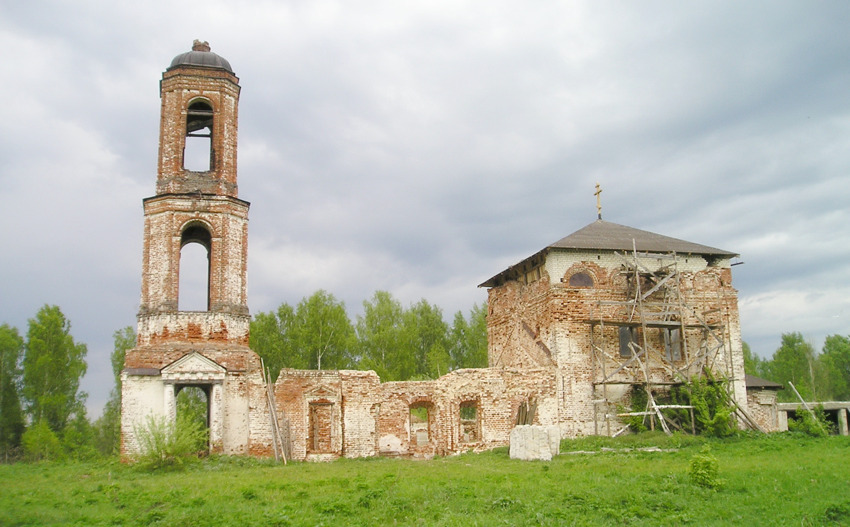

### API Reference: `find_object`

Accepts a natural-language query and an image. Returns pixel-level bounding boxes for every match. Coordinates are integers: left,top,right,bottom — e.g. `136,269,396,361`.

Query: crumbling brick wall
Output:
122,345,271,458
746,388,780,432
485,250,747,437
273,367,557,461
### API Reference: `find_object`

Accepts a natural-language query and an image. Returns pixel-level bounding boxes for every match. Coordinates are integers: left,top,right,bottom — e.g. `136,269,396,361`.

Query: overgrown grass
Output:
1,433,849,526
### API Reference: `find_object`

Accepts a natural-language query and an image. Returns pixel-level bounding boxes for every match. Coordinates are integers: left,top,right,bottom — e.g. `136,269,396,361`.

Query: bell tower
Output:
137,39,250,345
123,42,269,458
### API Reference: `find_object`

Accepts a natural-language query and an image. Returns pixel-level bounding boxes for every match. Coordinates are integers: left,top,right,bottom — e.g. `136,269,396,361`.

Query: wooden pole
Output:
788,382,826,435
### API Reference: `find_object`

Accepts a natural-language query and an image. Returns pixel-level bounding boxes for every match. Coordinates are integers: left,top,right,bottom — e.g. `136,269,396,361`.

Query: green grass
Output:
1,433,849,526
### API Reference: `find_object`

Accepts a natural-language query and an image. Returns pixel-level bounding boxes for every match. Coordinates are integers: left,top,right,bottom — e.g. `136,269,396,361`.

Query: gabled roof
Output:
479,219,738,288
549,220,737,256
745,374,784,390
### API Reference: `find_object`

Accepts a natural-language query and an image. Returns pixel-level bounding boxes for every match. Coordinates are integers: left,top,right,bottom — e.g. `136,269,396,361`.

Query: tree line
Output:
249,290,488,382
0,305,132,461
744,332,850,402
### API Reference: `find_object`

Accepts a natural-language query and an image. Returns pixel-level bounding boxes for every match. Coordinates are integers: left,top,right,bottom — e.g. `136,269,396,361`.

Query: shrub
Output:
133,413,206,470
22,420,63,462
689,445,721,489
619,386,649,433
684,374,736,438
788,405,833,437
62,412,98,460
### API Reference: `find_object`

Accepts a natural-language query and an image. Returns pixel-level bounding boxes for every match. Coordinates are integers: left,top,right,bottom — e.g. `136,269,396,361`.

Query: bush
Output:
689,445,721,489
619,386,649,433
62,412,98,460
22,420,63,462
788,405,833,437
133,413,206,470
683,374,736,438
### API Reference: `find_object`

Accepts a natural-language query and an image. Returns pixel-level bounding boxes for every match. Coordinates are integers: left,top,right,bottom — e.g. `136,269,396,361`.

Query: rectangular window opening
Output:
308,402,333,453
459,402,479,443
619,326,638,358
664,327,683,361
410,405,431,446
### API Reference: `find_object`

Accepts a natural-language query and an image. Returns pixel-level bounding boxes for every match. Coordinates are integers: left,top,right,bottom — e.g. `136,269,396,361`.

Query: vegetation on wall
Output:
623,373,737,438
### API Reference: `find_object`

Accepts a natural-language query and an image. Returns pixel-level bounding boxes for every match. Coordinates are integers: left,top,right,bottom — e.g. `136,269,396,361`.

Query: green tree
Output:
176,386,209,450
357,291,408,381
401,299,449,379
448,303,488,370
819,334,850,400
0,324,25,459
21,420,63,462
250,303,302,381
292,290,355,371
425,343,452,378
742,341,767,378
93,326,135,456
22,305,88,433
62,410,96,460
766,332,818,402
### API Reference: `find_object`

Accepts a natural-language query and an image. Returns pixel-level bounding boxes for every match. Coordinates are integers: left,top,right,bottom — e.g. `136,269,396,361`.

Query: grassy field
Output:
1,433,849,526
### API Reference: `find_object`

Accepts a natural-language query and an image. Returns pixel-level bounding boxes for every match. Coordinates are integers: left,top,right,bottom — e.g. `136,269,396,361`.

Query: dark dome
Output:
168,40,233,73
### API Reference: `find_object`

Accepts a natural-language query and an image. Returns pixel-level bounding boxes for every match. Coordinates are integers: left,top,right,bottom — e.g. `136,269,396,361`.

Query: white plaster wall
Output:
121,375,166,456
222,377,251,455
544,250,726,283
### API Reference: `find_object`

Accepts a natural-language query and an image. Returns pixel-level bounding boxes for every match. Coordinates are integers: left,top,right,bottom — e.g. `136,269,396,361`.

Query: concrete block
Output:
510,425,557,461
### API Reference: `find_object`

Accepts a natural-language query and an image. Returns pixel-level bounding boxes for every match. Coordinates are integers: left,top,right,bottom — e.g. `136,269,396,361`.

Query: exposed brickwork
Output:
486,248,748,437
157,67,240,196
274,367,558,461
746,388,780,431
121,44,269,459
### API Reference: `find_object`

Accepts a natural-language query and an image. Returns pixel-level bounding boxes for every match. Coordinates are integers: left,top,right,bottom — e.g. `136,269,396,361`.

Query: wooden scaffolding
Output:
589,245,756,436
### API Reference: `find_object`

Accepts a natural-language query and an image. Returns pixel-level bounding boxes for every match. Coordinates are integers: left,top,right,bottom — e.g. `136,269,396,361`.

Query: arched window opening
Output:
179,224,211,311
175,385,209,453
568,271,594,288
184,100,213,171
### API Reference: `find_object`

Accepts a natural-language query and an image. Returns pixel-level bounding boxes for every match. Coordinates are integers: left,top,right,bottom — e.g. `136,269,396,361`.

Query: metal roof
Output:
745,374,784,390
548,220,737,256
168,41,233,73
479,219,738,288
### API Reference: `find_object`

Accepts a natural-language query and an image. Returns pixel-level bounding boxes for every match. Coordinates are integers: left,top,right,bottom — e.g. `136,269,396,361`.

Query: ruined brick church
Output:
121,43,756,461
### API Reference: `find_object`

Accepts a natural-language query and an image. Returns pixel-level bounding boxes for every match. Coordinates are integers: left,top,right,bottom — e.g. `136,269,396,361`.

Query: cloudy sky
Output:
1,1,848,415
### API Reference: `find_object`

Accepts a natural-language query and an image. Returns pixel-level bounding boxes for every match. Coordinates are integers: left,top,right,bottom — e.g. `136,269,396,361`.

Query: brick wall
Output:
273,367,557,461
485,249,748,437
157,67,241,197
746,388,780,432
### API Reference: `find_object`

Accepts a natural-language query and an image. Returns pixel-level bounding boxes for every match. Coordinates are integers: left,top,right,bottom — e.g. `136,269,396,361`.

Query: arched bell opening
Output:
178,223,212,311
184,99,214,172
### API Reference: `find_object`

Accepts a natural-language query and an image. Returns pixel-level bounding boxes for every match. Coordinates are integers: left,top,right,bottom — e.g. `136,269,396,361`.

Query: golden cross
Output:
594,183,602,220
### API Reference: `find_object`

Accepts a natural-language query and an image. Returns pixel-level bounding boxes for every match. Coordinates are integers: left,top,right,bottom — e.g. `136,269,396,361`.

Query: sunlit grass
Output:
1,433,849,526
